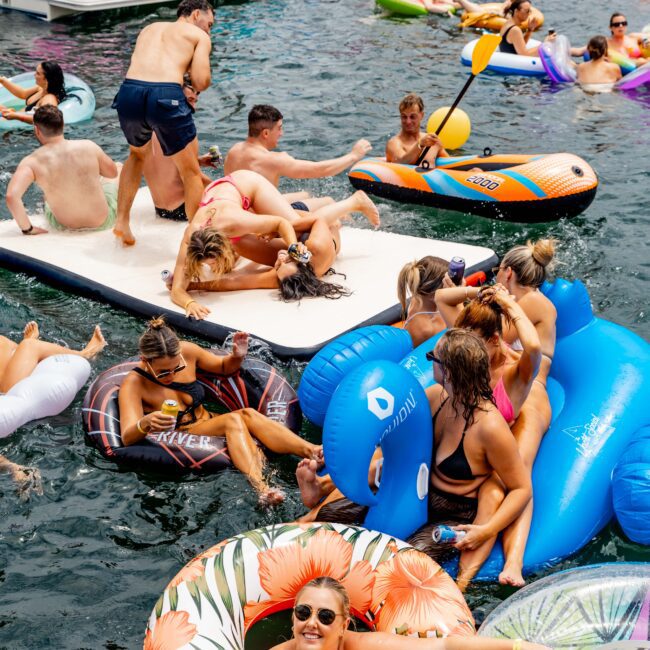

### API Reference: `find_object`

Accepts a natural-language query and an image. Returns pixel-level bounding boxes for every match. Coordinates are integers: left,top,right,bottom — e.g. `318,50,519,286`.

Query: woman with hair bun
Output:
272,576,550,649
577,36,622,86
498,0,544,56
118,317,320,504
397,256,448,347
0,61,66,125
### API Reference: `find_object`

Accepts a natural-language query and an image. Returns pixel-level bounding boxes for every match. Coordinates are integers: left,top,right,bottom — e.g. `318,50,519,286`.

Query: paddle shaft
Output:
415,73,475,167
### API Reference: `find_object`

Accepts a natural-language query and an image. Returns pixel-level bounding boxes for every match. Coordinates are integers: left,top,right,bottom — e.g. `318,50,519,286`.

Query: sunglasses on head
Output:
147,355,186,380
293,604,342,626
425,351,444,365
611,20,627,27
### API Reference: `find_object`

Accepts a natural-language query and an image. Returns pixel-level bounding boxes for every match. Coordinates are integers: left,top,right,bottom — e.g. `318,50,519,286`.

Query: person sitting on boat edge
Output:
143,75,220,222
499,0,543,56
607,12,649,66
271,576,551,650
5,106,120,235
386,93,450,168
0,60,66,125
577,36,622,87
224,104,372,211
118,318,320,504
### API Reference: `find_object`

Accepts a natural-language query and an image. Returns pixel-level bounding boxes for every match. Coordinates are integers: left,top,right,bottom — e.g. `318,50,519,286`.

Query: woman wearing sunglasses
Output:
271,577,550,649
607,13,649,66
118,317,321,504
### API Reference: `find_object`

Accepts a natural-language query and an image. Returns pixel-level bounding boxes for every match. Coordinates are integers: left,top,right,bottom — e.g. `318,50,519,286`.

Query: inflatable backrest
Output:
298,325,412,426
542,278,594,338
540,35,577,83
323,360,431,540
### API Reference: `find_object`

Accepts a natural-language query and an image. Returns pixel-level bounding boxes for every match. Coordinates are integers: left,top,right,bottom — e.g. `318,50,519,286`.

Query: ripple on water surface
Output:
1,0,650,647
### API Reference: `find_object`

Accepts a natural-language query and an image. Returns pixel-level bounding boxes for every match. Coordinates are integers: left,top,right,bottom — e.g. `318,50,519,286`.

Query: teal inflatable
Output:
0,72,95,131
613,426,650,545
317,279,650,579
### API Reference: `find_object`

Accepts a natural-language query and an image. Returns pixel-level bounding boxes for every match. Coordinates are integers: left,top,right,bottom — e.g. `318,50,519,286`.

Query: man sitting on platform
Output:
6,105,120,235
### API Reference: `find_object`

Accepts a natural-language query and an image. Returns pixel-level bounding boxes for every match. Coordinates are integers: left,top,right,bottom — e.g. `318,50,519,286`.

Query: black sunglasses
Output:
294,604,342,626
611,20,627,27
147,354,187,380
425,351,444,365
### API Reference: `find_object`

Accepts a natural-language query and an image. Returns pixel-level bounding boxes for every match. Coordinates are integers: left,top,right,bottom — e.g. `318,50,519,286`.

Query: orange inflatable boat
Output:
459,2,544,32
348,152,598,223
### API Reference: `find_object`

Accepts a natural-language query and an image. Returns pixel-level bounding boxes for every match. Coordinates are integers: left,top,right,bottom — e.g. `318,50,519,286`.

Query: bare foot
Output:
296,458,325,508
81,326,107,359
498,561,525,587
113,227,136,247
259,487,286,506
11,465,43,500
352,190,380,228
22,321,40,340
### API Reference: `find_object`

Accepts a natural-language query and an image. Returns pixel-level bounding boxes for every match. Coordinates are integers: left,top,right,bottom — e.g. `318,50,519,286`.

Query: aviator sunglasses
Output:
147,354,187,380
293,604,343,626
611,20,627,27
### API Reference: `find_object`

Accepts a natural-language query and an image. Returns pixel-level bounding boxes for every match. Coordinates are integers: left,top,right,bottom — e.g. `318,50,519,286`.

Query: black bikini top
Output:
133,367,206,425
432,397,475,482
25,92,40,112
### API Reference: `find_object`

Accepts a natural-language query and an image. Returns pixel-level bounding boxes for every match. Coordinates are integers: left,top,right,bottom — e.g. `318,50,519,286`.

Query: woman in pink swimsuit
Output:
607,12,649,66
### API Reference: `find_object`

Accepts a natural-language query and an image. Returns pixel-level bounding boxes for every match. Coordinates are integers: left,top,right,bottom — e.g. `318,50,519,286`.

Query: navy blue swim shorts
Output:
290,201,310,211
112,79,196,156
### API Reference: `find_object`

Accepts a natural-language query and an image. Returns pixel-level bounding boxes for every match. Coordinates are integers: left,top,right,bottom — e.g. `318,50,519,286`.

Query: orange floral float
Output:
144,523,475,649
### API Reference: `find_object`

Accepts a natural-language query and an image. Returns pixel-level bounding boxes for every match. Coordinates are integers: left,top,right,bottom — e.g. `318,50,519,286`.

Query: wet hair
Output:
455,291,510,342
505,0,531,17
436,328,494,425
587,35,608,60
177,0,213,17
609,12,625,27
278,265,350,302
40,61,66,104
139,317,181,360
397,256,447,319
248,104,283,137
185,226,236,282
399,93,424,113
295,577,350,619
33,105,64,136
500,238,557,289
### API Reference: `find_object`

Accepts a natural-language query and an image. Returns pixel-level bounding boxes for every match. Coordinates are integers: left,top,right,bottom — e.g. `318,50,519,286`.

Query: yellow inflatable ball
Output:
426,107,471,150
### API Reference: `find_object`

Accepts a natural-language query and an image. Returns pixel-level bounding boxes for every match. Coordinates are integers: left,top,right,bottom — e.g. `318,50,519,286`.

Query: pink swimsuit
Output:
199,175,252,244
199,175,252,210
493,377,515,425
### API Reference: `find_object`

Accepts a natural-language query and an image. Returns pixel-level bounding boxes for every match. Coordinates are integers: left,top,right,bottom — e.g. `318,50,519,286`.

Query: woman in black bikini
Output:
0,61,66,125
118,318,321,504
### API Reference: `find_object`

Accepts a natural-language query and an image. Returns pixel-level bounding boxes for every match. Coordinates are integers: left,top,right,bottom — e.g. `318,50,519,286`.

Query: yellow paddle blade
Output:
471,33,502,75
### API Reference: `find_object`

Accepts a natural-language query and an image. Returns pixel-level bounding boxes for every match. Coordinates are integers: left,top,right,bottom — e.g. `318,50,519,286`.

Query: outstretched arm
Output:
0,78,37,101
273,139,371,179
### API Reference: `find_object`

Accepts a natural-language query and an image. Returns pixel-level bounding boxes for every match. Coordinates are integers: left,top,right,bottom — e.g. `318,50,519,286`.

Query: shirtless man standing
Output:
6,106,119,235
224,104,372,210
385,93,448,167
112,0,214,245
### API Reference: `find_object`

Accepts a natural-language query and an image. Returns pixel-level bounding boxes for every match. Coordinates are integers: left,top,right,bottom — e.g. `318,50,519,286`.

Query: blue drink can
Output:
432,525,466,544
448,257,466,286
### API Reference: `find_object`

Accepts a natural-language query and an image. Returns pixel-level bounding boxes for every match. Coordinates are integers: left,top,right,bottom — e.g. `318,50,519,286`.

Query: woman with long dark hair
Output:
0,61,66,125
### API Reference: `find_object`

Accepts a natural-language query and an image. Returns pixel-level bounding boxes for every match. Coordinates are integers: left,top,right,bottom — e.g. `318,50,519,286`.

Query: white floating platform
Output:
1,0,169,21
0,188,497,358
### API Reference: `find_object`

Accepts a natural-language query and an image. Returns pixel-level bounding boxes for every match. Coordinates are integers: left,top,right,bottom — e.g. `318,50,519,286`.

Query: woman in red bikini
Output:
169,169,379,316
607,12,649,67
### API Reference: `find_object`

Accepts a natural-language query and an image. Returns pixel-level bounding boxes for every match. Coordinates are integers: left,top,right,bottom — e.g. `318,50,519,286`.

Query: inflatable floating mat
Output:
0,188,497,359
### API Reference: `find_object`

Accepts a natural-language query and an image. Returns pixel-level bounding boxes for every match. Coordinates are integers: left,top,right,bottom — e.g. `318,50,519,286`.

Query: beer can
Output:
448,256,466,286
161,399,180,419
209,145,222,164
161,270,172,282
432,525,466,544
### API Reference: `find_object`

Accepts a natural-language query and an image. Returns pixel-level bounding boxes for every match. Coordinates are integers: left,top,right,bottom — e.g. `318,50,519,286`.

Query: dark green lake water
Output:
1,0,649,647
